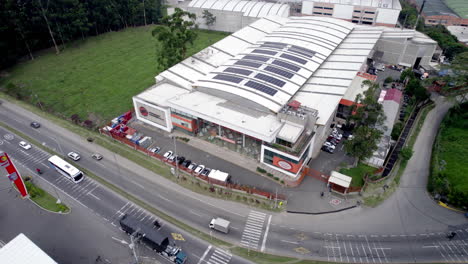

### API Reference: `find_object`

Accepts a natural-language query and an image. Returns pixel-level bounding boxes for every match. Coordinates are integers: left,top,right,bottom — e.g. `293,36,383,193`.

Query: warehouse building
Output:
301,0,402,27
133,16,436,178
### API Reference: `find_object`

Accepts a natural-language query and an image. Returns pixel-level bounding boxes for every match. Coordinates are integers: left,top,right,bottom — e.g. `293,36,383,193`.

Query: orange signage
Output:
273,156,303,173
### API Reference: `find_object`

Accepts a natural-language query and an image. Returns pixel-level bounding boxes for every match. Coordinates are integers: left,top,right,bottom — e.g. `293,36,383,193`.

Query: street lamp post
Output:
171,135,179,179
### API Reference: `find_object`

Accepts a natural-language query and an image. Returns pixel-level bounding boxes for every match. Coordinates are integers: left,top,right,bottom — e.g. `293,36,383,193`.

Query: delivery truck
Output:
208,170,231,183
119,214,187,263
209,217,230,234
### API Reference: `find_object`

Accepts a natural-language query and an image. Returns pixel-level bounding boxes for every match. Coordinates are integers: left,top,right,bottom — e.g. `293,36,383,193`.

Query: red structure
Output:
0,152,29,198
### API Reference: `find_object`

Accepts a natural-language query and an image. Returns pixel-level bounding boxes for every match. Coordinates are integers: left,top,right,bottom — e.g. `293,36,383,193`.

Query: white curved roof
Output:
188,0,289,18
194,16,355,113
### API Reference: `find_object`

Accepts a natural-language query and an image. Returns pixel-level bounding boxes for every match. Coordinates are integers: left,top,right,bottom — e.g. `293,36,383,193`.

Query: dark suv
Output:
30,122,41,128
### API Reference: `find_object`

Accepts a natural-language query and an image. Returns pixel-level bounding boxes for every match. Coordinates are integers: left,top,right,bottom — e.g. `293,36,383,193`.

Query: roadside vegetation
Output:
24,179,69,213
429,102,468,208
339,163,374,187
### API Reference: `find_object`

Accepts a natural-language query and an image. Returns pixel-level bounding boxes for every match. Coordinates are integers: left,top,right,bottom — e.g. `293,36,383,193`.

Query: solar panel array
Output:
213,74,243,84
243,55,269,62
234,60,262,68
291,45,315,56
224,67,252,76
252,49,277,56
272,60,300,72
255,73,286,87
288,48,314,58
263,42,287,47
280,54,307,65
245,81,278,96
264,66,294,79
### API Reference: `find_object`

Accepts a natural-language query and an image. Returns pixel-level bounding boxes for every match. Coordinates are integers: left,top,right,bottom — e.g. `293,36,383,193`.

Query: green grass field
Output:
0,26,228,125
430,103,468,207
339,163,375,187
445,0,468,19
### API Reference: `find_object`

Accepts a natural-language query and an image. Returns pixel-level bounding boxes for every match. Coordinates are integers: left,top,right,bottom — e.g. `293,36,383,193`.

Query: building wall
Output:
301,1,400,26
373,37,436,67
188,8,244,32
424,15,468,26
133,98,173,132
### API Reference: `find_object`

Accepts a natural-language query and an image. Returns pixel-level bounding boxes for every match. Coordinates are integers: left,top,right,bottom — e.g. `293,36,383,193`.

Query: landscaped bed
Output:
339,163,376,187
25,180,69,213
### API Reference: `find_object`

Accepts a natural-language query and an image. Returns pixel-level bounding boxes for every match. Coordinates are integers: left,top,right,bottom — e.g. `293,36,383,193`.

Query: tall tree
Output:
152,8,197,70
202,10,216,28
345,80,386,162
34,0,60,54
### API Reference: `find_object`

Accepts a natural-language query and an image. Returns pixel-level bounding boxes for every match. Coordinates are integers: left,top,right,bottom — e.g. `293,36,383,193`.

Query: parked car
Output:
148,147,161,154
67,152,80,161
163,151,173,159
343,131,353,139
323,142,336,149
176,156,185,165
30,122,41,128
194,165,205,175
19,141,32,150
187,163,197,171
201,168,211,177
182,160,192,168
92,153,103,160
168,155,176,163
321,146,334,153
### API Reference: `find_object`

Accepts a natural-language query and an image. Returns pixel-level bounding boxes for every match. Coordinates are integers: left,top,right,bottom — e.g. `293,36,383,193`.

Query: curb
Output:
27,198,71,215
286,205,357,215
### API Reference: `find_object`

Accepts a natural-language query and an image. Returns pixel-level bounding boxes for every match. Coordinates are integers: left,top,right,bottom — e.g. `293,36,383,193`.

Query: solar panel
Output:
255,73,286,88
263,42,287,47
264,66,294,79
280,53,307,65
243,55,269,62
291,45,315,55
252,49,277,56
260,44,285,50
213,74,243,84
288,48,314,58
245,81,278,96
223,67,252,76
234,60,262,68
272,60,300,72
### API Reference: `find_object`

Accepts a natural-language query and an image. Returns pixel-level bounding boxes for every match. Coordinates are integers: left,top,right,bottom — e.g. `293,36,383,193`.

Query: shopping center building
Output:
133,16,436,178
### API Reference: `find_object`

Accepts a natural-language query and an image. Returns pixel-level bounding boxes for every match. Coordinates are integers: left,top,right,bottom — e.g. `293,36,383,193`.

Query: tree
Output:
344,125,382,162
152,8,197,70
345,80,386,162
405,78,428,101
391,122,403,140
202,10,216,27
399,147,413,162
34,0,60,54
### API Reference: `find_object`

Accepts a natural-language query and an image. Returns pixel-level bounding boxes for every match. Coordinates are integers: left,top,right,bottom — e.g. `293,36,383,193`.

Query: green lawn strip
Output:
24,181,70,213
339,163,374,187
406,104,435,148
231,247,336,264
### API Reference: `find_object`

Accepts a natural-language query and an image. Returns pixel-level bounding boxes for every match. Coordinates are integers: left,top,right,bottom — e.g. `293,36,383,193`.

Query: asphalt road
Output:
0,126,252,264
1,97,467,263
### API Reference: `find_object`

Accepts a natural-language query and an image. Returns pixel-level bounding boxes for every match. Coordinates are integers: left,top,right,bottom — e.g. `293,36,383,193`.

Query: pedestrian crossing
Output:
240,210,267,249
204,248,232,264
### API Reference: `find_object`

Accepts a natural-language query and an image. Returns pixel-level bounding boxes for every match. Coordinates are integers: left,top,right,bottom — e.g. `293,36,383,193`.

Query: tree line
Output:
0,0,163,70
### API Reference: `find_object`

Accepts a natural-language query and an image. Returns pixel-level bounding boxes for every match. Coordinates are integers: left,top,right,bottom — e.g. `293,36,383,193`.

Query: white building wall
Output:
375,8,399,25
333,4,353,20
133,98,173,132
302,1,314,15
188,8,244,32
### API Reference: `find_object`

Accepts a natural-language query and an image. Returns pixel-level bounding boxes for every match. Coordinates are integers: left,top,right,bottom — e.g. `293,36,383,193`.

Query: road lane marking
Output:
88,193,101,200
197,245,212,264
281,240,299,244
422,245,439,248
189,210,202,217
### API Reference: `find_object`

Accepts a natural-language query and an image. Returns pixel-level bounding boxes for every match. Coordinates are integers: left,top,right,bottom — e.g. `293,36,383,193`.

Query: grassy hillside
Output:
430,102,468,207
0,26,228,125
445,0,468,19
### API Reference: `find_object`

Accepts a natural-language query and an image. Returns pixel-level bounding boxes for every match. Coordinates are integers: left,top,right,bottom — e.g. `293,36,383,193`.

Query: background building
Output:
133,16,436,178
301,0,402,27
170,0,290,32
410,0,468,27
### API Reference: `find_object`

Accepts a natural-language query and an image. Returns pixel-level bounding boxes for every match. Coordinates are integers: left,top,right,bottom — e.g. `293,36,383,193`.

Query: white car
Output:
149,147,161,154
67,152,80,161
187,163,197,171
163,151,173,159
194,165,205,175
323,142,336,149
19,141,32,150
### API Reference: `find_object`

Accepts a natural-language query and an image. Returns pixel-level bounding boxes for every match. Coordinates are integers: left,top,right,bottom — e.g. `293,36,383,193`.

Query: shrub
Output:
399,147,413,162
71,114,80,124
83,120,94,128
274,177,279,181
384,76,393,83
280,180,284,184
25,182,44,198
256,167,267,174
391,122,404,140
267,173,273,177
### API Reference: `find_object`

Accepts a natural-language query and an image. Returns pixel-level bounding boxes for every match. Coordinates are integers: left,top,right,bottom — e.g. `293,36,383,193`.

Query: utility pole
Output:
414,0,427,30
172,135,179,179
129,229,141,264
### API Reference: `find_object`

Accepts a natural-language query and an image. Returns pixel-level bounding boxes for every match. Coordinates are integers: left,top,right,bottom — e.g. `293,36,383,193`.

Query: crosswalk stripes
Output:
205,248,232,264
240,210,267,249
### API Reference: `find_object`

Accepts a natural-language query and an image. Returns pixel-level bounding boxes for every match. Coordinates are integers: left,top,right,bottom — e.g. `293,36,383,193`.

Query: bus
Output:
47,155,84,183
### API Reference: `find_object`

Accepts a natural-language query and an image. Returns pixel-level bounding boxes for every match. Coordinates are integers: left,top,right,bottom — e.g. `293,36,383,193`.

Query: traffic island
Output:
24,178,70,214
